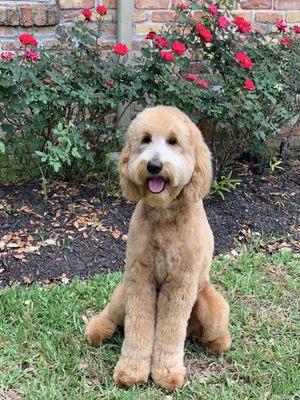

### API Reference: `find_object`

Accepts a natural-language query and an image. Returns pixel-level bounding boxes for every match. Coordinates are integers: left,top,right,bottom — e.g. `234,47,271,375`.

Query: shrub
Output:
0,17,139,182
137,0,300,175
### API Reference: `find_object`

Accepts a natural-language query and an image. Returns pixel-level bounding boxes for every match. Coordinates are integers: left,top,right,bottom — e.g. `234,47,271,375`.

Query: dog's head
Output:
119,106,212,208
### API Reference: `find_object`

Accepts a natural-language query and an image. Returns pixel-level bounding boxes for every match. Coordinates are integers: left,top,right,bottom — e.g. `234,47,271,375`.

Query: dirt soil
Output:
0,159,299,288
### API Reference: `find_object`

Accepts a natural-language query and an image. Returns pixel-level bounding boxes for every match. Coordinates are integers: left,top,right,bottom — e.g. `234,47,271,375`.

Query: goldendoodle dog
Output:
85,105,231,390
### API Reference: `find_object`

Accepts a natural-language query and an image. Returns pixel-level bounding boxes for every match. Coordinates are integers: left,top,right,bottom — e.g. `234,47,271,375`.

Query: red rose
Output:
197,80,209,87
172,40,186,55
184,73,199,81
24,50,40,62
96,5,107,15
154,36,169,48
19,33,38,47
244,79,255,91
218,15,228,29
146,31,157,40
281,37,292,47
276,18,287,32
113,42,129,56
81,8,92,21
293,25,300,34
236,51,253,69
233,16,252,34
208,3,218,15
160,50,174,62
178,2,187,11
0,51,15,60
106,79,115,87
195,23,213,43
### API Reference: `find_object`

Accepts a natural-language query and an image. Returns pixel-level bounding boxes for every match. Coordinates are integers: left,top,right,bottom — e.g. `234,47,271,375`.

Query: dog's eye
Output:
141,135,151,144
168,137,177,145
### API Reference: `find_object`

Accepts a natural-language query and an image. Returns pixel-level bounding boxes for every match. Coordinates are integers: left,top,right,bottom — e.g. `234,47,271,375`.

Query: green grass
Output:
0,250,299,400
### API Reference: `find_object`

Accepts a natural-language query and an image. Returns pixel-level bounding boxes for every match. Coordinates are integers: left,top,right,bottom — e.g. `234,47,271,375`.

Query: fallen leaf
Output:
23,276,31,284
61,274,69,284
6,242,20,249
111,229,121,239
44,238,57,246
24,246,40,254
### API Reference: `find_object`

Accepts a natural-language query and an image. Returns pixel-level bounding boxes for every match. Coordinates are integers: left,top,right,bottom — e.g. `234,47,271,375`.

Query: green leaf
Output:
0,141,5,153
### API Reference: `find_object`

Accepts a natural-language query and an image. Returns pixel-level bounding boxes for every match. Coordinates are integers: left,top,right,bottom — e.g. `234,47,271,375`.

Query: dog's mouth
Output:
148,177,167,194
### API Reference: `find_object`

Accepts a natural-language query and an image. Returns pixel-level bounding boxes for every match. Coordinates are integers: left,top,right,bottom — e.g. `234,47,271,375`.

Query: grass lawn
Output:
0,248,299,400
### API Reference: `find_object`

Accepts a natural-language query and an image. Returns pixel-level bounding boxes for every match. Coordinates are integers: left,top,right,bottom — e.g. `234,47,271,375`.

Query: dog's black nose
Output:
147,159,163,174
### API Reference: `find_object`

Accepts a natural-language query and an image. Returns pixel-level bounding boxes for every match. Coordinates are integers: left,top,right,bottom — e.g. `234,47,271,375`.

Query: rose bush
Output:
0,18,138,181
136,0,300,174
0,0,299,182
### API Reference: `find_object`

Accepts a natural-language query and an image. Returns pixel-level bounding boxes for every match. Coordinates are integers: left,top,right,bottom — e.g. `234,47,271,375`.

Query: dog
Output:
85,105,231,390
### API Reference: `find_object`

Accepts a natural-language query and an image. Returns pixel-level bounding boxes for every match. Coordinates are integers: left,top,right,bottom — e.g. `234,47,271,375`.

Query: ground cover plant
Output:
0,248,298,399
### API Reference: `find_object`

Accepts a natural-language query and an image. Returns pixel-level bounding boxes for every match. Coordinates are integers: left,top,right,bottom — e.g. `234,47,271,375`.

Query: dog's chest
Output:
154,251,169,286
152,236,181,286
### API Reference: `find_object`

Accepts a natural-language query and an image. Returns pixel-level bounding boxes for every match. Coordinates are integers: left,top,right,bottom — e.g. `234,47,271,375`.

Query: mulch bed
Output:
0,159,299,288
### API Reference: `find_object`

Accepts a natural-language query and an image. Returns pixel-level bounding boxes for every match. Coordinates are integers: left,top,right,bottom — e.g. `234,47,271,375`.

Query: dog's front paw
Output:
113,357,150,388
151,361,185,391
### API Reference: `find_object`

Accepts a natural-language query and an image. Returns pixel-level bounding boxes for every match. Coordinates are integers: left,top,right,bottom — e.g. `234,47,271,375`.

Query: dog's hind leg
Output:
187,283,231,354
85,283,125,345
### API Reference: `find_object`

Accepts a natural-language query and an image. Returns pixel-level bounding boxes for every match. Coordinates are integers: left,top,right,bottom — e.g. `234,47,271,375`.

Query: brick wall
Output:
132,0,300,49
0,0,117,50
0,1,299,51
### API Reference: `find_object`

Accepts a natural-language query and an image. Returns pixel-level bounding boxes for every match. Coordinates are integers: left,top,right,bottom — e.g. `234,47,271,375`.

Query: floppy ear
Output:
182,116,213,202
118,142,141,202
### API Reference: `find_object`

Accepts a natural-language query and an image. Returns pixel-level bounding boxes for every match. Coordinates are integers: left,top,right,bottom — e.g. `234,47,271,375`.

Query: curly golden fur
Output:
85,106,231,390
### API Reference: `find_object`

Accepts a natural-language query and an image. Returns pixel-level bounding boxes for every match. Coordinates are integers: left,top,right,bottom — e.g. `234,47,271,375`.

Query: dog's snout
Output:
147,159,163,175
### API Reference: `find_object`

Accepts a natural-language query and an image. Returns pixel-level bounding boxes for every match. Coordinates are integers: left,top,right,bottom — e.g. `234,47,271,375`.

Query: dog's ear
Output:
119,142,141,202
182,116,212,202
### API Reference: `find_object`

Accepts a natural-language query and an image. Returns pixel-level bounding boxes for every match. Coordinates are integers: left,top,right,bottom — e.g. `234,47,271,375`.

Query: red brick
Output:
191,11,207,22
20,6,32,26
0,6,5,25
132,39,142,51
47,6,60,25
241,0,272,9
62,10,78,21
233,11,253,21
135,0,170,9
152,10,175,22
133,11,148,22
1,40,22,50
31,26,56,36
172,0,204,6
103,23,117,35
286,11,300,22
103,0,117,8
31,6,46,26
0,27,15,36
6,7,20,26
275,0,300,9
255,12,284,22
135,23,164,35
58,0,94,10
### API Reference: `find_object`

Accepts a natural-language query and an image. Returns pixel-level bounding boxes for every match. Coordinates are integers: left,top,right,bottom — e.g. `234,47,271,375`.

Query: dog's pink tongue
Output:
148,177,165,193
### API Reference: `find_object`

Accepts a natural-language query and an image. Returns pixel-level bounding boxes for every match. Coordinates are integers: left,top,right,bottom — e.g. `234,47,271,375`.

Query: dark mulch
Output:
0,159,299,288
